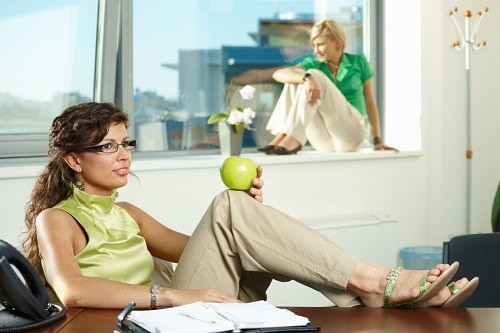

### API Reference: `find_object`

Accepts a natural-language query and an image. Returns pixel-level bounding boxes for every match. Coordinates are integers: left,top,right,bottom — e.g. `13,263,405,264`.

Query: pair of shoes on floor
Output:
384,261,465,308
257,144,302,155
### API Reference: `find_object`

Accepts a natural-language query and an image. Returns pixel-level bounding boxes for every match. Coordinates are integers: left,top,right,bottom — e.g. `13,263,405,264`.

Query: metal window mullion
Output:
116,0,134,136
364,0,385,138
94,0,120,103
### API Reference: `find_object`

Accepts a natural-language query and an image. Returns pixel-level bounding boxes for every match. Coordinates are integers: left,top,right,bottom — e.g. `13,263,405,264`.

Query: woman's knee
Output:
211,190,249,218
211,190,259,223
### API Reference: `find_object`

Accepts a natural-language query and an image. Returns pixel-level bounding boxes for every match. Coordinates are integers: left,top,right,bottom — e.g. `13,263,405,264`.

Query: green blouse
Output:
299,52,374,116
51,186,153,285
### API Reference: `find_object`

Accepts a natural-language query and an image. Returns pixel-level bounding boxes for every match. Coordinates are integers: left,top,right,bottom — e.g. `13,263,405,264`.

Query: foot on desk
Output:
411,276,478,307
383,262,459,308
442,276,479,307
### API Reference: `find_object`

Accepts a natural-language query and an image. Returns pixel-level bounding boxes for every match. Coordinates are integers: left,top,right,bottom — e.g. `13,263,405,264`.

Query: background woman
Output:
260,18,398,155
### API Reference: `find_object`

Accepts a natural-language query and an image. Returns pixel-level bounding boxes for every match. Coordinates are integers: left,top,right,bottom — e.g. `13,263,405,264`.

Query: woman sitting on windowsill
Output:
258,18,398,155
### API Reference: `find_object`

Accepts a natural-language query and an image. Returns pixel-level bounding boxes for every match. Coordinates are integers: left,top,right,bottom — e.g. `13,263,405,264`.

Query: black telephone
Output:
0,239,66,332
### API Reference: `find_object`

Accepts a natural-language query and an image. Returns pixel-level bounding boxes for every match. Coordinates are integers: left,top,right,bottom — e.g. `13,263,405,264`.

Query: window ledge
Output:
133,149,421,171
0,149,422,179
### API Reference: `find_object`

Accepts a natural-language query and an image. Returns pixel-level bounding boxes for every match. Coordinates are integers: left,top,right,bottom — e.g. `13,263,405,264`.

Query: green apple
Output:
220,156,257,190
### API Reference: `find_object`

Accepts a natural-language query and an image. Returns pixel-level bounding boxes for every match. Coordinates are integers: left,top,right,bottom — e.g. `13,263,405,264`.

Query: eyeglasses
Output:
82,140,137,153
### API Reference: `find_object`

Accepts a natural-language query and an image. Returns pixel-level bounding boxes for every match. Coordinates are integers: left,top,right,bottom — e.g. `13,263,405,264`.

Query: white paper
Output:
128,300,310,333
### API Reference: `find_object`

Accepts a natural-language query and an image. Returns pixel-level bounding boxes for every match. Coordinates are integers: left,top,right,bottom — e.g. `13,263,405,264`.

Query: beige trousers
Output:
169,190,362,307
266,69,368,152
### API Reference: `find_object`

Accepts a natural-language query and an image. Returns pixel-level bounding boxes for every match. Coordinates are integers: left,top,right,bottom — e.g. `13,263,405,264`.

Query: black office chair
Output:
492,181,500,232
443,232,500,307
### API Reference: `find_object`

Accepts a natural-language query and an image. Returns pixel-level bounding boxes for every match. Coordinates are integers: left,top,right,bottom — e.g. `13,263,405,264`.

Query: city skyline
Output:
1,0,361,103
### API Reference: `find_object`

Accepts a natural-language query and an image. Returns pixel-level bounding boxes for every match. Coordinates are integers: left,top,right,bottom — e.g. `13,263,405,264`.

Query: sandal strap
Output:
384,267,403,307
418,271,430,295
448,282,460,295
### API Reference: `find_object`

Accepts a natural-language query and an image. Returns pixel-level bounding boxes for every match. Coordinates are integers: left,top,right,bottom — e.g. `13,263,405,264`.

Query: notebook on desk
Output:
116,300,319,333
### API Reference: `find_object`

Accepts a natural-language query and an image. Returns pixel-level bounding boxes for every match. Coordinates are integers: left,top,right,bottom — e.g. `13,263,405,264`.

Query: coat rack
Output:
449,7,488,233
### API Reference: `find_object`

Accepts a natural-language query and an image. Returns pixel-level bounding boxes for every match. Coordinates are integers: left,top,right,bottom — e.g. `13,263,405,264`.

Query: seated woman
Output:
259,18,398,155
23,102,477,309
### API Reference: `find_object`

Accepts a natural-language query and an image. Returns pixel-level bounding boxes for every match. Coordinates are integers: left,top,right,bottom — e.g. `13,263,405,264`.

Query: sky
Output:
0,0,361,102
134,0,361,99
0,1,97,101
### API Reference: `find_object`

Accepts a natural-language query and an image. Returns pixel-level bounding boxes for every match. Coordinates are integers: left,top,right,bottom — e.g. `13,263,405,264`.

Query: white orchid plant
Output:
207,84,256,133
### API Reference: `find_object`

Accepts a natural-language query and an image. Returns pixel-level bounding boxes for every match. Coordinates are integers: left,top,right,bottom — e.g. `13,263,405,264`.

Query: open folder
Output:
117,300,318,333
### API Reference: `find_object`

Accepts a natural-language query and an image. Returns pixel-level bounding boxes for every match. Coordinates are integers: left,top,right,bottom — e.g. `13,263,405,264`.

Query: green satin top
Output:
51,186,153,285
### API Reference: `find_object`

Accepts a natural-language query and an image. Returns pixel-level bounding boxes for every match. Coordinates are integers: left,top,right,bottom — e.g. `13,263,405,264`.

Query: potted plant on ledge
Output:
207,84,256,156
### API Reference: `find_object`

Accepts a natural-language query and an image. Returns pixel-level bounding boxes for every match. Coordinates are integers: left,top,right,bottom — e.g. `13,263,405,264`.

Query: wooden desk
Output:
44,306,500,332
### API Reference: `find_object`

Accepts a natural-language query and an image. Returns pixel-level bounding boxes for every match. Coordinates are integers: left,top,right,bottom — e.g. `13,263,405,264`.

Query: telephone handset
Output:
0,239,66,332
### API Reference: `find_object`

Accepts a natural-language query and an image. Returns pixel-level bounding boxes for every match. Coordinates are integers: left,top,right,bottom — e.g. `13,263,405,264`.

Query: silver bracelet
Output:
150,284,160,309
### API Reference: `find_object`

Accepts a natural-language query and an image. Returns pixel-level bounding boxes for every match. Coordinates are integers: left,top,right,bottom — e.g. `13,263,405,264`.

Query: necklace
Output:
329,62,338,69
328,62,339,77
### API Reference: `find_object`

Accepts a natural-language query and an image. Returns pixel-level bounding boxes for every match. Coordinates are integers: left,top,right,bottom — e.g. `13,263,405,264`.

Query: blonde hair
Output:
311,19,346,51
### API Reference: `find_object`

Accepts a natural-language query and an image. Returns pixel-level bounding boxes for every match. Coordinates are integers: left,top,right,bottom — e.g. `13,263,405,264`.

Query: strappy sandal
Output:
442,276,479,307
384,261,460,308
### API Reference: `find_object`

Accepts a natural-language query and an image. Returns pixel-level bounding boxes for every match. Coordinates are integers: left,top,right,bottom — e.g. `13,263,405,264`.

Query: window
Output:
131,0,368,155
0,0,373,158
0,0,98,158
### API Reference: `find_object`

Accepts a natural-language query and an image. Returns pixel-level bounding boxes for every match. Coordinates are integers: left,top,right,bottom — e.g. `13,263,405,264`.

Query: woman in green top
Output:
22,102,477,309
260,18,398,154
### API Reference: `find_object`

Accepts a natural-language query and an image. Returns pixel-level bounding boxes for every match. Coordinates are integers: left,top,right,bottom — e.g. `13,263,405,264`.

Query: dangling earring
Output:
75,180,85,191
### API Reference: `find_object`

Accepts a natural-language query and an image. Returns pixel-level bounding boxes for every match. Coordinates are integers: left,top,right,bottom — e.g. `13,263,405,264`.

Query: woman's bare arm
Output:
37,206,237,309
272,65,306,84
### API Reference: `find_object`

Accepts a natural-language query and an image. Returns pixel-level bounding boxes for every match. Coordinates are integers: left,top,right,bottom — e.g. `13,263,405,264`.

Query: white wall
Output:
421,0,500,240
384,0,422,151
0,0,498,305
0,152,426,257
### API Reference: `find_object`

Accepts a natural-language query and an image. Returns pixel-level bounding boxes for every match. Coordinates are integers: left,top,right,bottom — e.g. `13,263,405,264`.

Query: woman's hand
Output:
166,288,239,307
248,165,264,203
305,78,321,105
374,143,399,152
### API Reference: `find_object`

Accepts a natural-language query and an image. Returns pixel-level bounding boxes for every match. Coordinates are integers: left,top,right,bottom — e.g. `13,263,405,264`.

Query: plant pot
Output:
218,122,243,156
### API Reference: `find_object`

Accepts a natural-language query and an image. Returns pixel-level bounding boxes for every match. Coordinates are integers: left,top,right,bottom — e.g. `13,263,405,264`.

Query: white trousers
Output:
266,69,368,152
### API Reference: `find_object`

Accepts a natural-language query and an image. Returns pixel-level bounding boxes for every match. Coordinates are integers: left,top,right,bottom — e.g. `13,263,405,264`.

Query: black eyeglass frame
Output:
81,140,137,153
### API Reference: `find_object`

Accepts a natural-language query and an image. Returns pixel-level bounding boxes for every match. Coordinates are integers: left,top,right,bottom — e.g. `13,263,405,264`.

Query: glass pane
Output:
0,1,97,137
133,0,364,154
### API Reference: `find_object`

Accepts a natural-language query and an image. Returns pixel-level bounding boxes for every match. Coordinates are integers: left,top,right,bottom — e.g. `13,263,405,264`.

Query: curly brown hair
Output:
23,102,129,272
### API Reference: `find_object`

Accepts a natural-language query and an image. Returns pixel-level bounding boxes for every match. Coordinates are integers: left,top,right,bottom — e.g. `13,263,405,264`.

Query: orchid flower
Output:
207,84,257,133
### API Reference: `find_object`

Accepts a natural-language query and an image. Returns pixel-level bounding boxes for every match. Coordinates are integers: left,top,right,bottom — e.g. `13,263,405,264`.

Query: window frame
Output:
123,0,381,158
